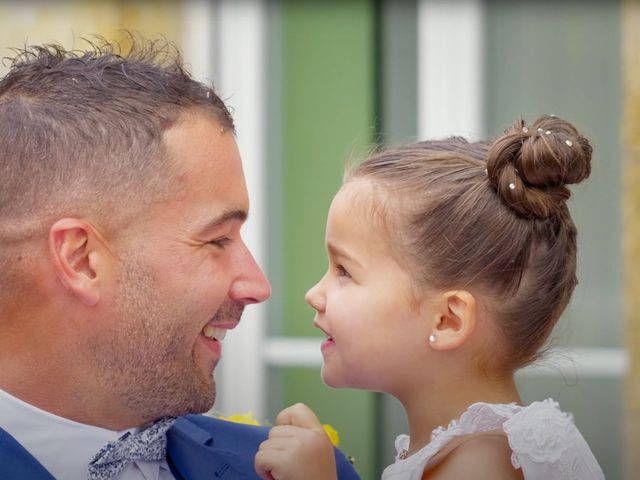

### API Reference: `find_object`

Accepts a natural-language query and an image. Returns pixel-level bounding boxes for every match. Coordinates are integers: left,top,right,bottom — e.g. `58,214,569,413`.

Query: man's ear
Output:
48,218,107,306
428,290,477,351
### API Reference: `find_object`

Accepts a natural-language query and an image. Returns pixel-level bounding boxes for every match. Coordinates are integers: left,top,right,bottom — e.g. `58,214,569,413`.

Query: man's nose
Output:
229,244,271,305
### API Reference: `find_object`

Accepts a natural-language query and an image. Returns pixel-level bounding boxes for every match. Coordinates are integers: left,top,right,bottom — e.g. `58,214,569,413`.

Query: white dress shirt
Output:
0,388,175,480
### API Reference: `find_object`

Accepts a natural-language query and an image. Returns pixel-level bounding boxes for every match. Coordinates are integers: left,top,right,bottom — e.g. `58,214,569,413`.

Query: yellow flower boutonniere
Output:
217,411,261,426
321,423,340,448
217,411,341,448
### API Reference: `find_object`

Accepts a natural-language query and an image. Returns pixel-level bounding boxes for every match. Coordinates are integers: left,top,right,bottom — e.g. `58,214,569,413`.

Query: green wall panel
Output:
275,1,378,478
281,0,376,337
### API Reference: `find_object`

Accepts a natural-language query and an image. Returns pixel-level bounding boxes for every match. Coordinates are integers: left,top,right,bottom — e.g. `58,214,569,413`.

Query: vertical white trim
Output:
417,0,484,140
181,0,215,84
212,0,268,420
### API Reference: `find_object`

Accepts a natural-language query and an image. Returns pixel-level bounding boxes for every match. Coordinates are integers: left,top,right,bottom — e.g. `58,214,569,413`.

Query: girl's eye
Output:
336,264,351,278
210,237,232,249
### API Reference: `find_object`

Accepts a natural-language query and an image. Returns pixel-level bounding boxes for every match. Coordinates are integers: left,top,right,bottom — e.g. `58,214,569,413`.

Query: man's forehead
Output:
164,114,244,177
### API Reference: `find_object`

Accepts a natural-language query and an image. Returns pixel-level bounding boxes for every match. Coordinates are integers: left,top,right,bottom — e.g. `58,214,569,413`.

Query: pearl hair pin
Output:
565,139,573,147
509,182,516,191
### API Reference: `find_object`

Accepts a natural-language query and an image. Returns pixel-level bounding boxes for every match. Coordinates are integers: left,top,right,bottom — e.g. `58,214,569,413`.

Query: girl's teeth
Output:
202,325,227,341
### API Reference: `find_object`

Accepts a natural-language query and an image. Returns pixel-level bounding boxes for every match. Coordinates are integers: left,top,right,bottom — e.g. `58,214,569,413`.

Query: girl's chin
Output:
320,368,349,389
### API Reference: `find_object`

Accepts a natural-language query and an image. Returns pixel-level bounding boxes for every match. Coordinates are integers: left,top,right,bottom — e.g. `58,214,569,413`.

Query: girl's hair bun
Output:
486,115,592,219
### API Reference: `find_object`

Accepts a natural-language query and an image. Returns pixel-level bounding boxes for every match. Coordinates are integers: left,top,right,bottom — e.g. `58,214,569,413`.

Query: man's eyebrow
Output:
199,209,247,234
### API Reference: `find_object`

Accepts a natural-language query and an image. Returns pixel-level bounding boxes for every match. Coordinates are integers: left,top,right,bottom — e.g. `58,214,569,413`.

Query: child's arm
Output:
254,403,338,480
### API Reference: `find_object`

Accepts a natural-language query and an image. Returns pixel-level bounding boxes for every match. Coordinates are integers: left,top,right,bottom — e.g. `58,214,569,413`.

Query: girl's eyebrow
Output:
327,242,363,268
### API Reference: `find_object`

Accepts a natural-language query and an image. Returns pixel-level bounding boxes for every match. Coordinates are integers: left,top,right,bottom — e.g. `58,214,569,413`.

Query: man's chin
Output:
193,385,216,415
159,379,216,419
183,384,216,416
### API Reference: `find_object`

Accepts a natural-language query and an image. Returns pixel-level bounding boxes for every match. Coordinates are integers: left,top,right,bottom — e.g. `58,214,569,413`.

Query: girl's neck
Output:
398,371,521,456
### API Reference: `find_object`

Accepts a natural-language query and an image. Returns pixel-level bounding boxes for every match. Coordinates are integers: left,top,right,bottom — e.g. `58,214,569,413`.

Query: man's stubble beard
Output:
89,258,216,423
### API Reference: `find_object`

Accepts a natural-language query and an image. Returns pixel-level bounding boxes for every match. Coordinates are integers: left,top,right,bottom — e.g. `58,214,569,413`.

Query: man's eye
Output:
336,264,351,278
210,237,232,249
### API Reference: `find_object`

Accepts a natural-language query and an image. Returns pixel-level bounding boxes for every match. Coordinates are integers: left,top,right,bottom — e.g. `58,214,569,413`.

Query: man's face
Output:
89,111,271,422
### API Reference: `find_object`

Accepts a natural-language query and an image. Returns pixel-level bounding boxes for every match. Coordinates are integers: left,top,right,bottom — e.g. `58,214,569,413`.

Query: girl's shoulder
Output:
382,399,604,480
423,432,524,480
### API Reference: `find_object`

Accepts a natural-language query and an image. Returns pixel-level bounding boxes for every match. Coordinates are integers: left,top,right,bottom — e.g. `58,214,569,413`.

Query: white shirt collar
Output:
0,387,172,480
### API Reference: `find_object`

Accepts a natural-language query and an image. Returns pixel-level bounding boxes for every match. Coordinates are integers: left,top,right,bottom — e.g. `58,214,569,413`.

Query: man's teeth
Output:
202,325,227,341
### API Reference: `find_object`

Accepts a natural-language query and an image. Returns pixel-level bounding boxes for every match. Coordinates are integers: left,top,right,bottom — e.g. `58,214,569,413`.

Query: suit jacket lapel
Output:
0,427,56,480
167,417,257,480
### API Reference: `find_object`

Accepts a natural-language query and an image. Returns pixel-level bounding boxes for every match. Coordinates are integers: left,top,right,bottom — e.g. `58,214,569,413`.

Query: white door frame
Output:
206,0,269,420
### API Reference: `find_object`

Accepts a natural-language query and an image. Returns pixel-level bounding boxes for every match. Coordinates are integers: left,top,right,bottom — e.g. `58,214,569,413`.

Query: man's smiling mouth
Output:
201,325,228,341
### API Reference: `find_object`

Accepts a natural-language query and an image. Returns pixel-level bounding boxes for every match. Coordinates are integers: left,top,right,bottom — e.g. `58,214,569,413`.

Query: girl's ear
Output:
428,290,477,351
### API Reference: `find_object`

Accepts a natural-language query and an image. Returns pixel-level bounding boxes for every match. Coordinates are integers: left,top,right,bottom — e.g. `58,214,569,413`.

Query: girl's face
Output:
306,181,435,394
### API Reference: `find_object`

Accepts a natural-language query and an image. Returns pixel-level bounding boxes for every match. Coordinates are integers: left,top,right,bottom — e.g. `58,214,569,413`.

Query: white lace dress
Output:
381,399,604,480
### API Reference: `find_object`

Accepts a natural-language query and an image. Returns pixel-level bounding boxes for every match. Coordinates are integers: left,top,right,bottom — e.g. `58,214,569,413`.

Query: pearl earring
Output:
428,333,438,343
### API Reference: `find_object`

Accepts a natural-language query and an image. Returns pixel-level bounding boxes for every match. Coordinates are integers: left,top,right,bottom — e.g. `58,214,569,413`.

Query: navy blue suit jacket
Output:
0,414,360,479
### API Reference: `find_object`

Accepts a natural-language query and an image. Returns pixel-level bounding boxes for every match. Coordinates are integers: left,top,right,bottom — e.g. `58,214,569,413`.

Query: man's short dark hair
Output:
0,35,234,223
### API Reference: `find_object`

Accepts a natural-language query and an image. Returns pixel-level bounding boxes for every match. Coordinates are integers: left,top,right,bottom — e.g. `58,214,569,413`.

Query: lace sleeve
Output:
503,399,605,480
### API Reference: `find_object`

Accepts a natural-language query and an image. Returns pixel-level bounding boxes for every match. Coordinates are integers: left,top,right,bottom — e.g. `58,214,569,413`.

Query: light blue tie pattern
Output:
87,417,177,480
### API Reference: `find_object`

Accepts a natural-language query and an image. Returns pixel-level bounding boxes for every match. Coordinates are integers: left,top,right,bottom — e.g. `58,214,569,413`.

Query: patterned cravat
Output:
87,417,177,480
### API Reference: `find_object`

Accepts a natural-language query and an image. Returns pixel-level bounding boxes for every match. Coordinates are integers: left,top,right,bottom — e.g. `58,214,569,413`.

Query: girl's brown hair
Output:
347,115,592,371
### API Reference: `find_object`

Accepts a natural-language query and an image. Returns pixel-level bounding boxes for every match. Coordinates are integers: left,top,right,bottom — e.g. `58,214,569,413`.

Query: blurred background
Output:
0,0,635,478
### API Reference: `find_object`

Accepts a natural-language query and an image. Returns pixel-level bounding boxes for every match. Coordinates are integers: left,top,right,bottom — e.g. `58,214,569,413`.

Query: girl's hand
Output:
254,403,338,480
